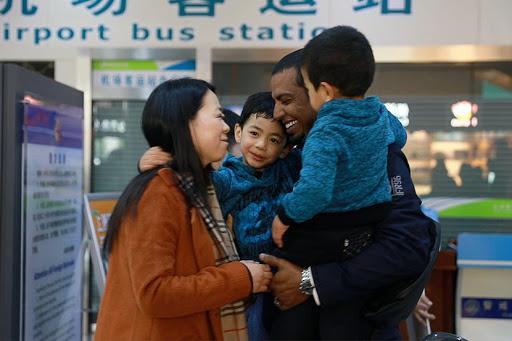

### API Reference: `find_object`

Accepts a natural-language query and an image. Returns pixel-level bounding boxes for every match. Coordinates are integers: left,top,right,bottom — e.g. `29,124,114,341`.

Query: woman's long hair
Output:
103,78,215,256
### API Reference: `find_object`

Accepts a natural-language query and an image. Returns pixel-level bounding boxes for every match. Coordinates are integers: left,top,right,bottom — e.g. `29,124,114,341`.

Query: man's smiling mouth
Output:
285,120,298,129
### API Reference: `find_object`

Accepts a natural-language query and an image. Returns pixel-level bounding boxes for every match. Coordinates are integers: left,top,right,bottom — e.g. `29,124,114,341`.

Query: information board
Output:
21,100,83,340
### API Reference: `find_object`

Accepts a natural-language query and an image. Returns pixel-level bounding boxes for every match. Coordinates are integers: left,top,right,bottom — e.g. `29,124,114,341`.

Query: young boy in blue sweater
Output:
273,25,407,253
216,92,302,341
215,92,300,261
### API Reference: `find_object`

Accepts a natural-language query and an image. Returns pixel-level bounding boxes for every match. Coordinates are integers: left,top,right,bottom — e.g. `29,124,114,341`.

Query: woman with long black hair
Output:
95,78,272,340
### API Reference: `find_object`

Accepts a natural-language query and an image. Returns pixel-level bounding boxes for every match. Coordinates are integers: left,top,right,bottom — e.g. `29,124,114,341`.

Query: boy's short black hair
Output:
239,91,276,127
272,49,305,87
239,92,287,140
302,26,375,97
222,108,240,147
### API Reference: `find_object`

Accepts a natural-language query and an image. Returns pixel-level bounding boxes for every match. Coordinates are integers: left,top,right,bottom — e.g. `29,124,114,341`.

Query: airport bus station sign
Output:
1,0,510,49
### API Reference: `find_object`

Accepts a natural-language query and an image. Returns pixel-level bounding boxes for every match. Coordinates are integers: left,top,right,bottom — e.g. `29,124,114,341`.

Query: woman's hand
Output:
139,147,172,172
241,261,273,293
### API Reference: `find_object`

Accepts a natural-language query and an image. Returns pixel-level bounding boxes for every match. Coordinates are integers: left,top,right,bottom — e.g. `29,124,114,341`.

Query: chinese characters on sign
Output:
1,0,414,17
92,60,197,98
71,0,126,16
97,73,169,88
462,297,512,319
0,0,423,48
0,0,37,15
353,0,411,14
260,0,317,15
168,0,224,17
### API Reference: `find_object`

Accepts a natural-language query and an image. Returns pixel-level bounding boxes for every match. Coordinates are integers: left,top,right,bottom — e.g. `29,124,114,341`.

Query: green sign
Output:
92,60,160,71
439,199,512,219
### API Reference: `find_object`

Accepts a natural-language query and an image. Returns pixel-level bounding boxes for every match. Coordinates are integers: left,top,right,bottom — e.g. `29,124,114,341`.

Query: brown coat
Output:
95,168,252,341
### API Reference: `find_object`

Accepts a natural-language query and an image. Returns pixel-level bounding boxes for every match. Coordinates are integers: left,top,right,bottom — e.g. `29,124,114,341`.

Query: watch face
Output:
303,286,313,294
300,284,313,295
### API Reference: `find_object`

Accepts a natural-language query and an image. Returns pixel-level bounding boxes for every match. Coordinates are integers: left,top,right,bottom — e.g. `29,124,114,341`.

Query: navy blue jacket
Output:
311,143,434,338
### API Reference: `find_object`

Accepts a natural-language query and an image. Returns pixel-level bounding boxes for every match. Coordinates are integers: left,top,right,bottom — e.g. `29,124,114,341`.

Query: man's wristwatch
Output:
299,267,315,296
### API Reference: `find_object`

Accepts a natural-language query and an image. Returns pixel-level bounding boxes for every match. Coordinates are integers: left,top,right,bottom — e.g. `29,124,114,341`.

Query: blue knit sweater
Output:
213,150,301,260
279,96,407,224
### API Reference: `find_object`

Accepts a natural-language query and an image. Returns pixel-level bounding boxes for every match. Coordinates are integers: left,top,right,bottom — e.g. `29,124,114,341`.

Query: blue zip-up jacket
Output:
213,150,301,261
279,96,407,224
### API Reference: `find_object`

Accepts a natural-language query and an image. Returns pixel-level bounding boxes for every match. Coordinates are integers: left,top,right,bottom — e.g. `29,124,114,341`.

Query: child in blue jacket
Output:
214,92,300,340
273,26,407,258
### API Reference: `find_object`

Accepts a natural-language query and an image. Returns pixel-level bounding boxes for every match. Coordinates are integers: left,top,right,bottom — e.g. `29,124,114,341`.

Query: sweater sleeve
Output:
387,111,407,149
279,122,344,223
211,166,234,205
125,176,251,318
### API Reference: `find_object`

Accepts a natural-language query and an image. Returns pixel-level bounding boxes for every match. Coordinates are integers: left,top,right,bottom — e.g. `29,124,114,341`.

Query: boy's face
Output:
235,114,288,171
301,67,326,114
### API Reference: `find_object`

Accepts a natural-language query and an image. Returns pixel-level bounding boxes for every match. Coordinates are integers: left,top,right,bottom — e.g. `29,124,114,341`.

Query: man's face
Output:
271,68,316,145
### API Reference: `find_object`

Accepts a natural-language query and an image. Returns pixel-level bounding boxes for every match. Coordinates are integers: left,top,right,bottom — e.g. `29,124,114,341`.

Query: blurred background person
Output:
458,162,486,197
430,153,457,196
488,138,512,197
223,108,242,157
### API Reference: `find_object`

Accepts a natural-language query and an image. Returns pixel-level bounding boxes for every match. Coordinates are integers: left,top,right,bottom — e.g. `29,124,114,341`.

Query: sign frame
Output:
0,63,83,341
83,192,119,294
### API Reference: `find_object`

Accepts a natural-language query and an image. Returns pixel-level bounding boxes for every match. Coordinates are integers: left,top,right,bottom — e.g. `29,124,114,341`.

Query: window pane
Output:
92,101,147,192
372,62,512,247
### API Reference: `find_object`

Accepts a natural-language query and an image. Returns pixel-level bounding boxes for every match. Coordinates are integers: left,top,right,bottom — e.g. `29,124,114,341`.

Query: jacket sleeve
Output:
279,124,345,223
311,143,434,306
387,111,407,149
125,176,252,318
212,166,234,205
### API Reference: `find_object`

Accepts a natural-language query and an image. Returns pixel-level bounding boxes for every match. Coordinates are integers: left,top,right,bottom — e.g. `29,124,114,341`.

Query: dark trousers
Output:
269,298,318,340
275,203,390,268
269,297,381,340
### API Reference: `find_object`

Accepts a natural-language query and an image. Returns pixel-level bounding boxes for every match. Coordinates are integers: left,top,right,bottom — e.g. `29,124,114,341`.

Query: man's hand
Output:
414,292,435,326
139,146,172,172
272,215,289,248
259,253,308,310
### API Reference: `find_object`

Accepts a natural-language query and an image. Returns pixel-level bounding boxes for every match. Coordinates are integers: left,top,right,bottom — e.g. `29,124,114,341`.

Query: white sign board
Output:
456,234,512,341
1,0,511,52
21,100,84,340
92,59,196,99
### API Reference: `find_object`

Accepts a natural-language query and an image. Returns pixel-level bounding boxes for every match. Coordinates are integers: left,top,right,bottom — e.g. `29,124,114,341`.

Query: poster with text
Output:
22,100,83,340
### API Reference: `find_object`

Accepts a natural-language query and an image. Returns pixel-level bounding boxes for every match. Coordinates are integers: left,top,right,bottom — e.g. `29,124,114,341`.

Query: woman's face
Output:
189,90,230,167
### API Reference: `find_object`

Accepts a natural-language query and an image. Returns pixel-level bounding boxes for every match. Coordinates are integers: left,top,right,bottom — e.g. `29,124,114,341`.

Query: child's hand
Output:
139,147,172,172
241,261,272,293
272,216,289,248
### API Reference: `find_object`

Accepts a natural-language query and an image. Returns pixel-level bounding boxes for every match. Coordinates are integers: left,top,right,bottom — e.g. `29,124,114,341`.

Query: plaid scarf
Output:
175,172,249,341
